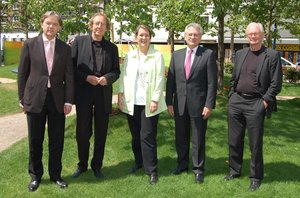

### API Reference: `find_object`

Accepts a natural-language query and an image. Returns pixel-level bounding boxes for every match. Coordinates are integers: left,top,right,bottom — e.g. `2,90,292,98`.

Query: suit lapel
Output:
179,48,187,78
51,39,61,74
87,35,94,71
236,48,249,79
256,46,267,81
37,35,48,74
189,47,202,79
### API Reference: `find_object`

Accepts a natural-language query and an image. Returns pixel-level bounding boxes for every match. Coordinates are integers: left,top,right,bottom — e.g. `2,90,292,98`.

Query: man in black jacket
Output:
225,22,282,191
71,13,120,178
18,11,74,191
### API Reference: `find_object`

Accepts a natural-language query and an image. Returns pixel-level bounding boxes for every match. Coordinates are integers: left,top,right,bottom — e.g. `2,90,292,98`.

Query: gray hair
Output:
246,22,264,34
185,23,203,35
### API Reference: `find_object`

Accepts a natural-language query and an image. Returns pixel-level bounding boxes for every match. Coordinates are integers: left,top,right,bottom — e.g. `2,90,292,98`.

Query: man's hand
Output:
202,107,212,119
86,75,100,86
167,105,174,117
19,102,25,112
263,100,268,109
64,105,72,115
99,76,108,86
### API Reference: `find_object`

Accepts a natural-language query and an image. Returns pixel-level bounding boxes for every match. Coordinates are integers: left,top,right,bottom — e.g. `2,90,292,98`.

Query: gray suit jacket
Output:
229,46,282,117
166,46,218,117
18,35,74,114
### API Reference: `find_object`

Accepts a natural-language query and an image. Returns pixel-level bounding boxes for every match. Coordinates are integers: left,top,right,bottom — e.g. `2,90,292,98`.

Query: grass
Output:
0,64,20,116
0,82,21,115
0,96,299,197
4,48,22,65
279,82,300,96
0,64,18,79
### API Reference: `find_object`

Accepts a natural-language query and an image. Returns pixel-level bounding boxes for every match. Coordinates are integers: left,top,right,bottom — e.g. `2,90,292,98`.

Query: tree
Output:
243,0,300,47
225,5,248,62
154,0,207,53
6,0,103,41
104,0,154,43
206,0,243,92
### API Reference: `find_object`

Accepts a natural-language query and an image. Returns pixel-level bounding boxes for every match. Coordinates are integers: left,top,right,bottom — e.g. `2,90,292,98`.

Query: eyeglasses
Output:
247,33,261,37
186,33,200,38
93,22,106,27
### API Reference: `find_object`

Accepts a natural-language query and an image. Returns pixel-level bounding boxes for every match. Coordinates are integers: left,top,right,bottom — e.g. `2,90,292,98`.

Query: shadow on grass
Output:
265,98,300,141
59,155,229,184
264,161,300,183
60,97,299,185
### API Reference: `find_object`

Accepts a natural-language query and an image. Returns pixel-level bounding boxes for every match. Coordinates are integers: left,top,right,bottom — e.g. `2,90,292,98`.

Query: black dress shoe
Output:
195,174,204,183
149,173,158,185
129,164,142,174
28,180,41,192
93,169,104,178
51,179,68,188
224,174,240,181
72,168,87,178
249,180,261,191
171,167,188,175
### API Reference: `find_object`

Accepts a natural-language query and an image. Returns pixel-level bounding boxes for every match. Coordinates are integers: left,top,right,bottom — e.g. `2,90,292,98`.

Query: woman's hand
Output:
149,101,158,113
118,93,123,111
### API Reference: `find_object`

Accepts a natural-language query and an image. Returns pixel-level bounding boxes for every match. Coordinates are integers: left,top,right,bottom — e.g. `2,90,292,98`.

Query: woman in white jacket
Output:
118,24,167,185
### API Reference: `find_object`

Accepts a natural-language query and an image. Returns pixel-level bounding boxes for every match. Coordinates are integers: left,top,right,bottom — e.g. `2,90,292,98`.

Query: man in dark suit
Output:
225,22,282,191
166,23,217,183
71,13,120,179
18,11,74,191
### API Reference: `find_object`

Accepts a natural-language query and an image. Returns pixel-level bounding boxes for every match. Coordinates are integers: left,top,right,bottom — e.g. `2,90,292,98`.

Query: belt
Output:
236,92,261,99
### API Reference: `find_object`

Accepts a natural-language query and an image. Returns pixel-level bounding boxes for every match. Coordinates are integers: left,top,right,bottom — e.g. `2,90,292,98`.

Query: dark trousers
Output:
228,93,265,181
127,105,159,174
76,86,109,171
174,104,207,175
26,89,65,181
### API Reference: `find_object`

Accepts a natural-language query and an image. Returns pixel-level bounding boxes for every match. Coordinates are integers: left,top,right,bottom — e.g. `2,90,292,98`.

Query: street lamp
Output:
0,0,8,66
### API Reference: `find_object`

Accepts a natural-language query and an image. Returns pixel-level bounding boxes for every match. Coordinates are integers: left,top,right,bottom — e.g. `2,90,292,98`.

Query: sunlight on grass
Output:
0,97,299,197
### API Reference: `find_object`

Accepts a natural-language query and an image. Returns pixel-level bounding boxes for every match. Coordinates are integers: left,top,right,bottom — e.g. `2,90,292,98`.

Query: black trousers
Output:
174,103,207,175
75,86,109,171
127,105,159,175
26,89,65,181
228,92,265,181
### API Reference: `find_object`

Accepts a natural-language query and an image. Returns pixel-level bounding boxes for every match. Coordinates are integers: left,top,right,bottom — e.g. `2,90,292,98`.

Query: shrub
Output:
224,62,234,74
284,67,300,83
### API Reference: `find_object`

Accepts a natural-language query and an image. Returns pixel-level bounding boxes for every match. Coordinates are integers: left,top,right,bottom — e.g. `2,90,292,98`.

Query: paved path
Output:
0,107,77,153
0,94,118,153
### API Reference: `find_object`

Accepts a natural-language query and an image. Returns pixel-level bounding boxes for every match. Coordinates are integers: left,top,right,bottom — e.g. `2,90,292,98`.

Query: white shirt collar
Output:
42,34,56,43
187,46,198,53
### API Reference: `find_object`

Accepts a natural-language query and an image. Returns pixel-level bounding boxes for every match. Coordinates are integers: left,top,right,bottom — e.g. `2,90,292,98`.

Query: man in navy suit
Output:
224,22,282,191
71,13,120,179
18,11,74,191
166,23,217,183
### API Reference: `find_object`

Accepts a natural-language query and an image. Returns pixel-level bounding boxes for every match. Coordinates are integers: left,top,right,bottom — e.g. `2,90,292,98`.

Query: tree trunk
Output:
230,29,235,63
169,29,175,53
266,22,272,48
217,13,225,92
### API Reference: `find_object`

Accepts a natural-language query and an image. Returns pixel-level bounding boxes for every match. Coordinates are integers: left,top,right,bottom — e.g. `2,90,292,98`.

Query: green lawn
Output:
0,64,18,79
279,82,300,96
0,96,299,197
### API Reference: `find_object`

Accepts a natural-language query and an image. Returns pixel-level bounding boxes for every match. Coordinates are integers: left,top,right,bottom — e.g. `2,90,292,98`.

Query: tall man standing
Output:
18,11,74,191
166,23,217,183
225,22,282,191
71,13,120,178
